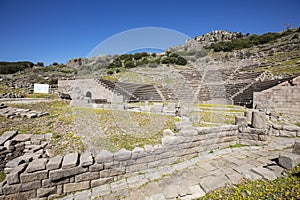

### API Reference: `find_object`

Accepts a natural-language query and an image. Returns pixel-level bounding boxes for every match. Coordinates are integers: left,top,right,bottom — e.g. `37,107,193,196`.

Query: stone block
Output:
251,167,277,180
283,125,300,132
47,155,63,170
74,190,91,200
136,155,155,164
20,170,48,183
162,135,178,145
279,130,297,137
75,172,99,182
80,151,94,167
174,122,192,132
95,150,113,164
27,158,48,173
128,163,148,173
114,148,132,161
150,104,163,113
37,187,57,198
21,181,41,192
3,184,21,195
2,190,36,199
91,177,114,187
162,129,174,137
100,167,125,178
131,147,146,159
111,179,127,192
251,111,267,129
293,142,300,155
189,185,206,199
244,110,253,125
279,152,300,169
6,163,27,184
42,177,70,187
49,166,88,181
127,174,147,189
63,181,90,193
62,152,79,169
0,130,18,146
104,162,120,169
235,116,247,128
199,175,229,193
91,184,111,198
89,163,104,172
179,128,198,136
12,134,32,142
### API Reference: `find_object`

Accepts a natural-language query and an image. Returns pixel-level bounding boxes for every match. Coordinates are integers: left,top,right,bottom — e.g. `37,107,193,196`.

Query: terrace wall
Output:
253,76,300,114
0,122,299,199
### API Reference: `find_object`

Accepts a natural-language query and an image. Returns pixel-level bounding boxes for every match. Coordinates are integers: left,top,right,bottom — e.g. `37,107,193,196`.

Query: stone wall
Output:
1,117,299,199
58,79,124,103
0,124,238,199
253,76,300,114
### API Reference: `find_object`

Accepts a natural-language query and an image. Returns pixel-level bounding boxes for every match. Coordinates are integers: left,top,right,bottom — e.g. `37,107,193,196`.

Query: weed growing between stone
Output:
199,164,300,199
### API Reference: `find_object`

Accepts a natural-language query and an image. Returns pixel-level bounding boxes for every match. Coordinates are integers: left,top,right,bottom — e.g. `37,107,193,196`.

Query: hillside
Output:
0,27,299,100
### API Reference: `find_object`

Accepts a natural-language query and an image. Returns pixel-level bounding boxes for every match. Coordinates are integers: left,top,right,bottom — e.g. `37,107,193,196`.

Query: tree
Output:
37,62,44,67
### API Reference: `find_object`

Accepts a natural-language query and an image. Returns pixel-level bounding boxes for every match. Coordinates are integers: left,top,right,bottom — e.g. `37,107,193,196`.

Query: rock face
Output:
194,30,244,44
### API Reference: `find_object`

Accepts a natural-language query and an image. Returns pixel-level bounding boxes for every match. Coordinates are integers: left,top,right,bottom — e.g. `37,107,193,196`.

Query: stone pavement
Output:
58,137,300,200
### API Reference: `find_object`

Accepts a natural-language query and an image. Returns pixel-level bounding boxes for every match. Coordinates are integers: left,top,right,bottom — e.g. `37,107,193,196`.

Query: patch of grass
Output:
0,172,6,182
296,122,300,127
199,164,300,200
228,143,246,148
72,107,179,152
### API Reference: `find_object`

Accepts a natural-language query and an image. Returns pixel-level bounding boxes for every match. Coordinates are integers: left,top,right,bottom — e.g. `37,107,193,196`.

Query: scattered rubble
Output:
0,103,49,119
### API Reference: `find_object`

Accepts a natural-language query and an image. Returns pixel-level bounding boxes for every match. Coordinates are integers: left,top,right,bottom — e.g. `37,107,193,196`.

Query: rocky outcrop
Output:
194,30,244,44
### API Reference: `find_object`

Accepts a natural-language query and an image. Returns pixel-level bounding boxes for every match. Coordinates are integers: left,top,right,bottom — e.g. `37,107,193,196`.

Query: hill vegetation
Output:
205,28,299,52
0,61,34,74
106,51,187,74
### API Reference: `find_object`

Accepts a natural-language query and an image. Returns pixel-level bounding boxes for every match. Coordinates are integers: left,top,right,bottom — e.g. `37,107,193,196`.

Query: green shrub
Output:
195,49,209,58
175,56,187,65
205,31,290,52
133,52,143,60
124,60,136,68
106,69,114,75
0,61,34,74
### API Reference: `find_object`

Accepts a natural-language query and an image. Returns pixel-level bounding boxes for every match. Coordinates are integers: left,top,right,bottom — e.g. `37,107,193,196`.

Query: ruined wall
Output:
1,121,300,199
58,79,124,103
0,125,238,199
253,76,300,114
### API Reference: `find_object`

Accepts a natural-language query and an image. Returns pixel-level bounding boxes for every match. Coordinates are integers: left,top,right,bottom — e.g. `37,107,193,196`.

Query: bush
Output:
133,52,143,60
0,61,34,74
148,62,158,68
106,69,114,75
175,56,187,65
124,60,136,68
206,31,288,52
195,49,209,58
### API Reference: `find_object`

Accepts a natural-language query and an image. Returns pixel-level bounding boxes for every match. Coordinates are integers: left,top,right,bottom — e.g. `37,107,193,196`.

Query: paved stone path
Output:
58,137,300,200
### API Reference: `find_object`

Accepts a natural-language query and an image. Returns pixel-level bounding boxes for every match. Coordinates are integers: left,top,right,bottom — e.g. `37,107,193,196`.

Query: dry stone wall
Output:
0,124,238,199
1,114,299,199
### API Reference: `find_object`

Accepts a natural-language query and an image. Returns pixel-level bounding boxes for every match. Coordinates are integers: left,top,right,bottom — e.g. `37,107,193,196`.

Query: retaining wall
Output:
253,76,300,114
1,122,299,199
0,125,238,199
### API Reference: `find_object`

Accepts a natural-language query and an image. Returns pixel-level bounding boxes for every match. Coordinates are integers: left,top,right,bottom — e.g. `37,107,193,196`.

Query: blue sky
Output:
0,0,299,65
